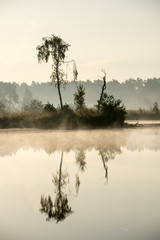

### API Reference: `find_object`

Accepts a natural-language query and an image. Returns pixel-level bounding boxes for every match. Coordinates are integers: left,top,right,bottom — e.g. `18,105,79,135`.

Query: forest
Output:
0,78,160,112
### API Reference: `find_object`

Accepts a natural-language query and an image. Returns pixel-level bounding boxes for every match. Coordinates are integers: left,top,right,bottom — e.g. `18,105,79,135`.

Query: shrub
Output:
97,93,126,125
44,102,57,113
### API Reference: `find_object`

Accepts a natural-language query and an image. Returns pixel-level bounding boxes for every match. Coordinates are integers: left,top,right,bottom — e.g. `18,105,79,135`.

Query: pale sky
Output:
0,0,160,83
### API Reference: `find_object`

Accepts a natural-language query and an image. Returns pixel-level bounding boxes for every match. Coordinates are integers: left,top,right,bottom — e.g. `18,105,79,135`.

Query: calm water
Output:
0,128,160,240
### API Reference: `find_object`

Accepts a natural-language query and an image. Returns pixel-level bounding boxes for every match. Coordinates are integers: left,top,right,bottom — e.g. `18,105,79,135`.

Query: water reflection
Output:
40,149,88,222
75,149,86,173
1,129,160,239
98,146,122,183
40,151,73,222
99,148,109,182
0,129,160,157
40,145,122,222
75,149,86,196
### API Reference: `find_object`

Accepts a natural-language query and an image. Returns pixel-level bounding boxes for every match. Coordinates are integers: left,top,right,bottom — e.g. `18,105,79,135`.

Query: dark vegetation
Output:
0,99,126,129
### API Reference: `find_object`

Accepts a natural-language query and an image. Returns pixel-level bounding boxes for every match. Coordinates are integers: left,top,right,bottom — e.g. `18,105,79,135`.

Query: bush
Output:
97,93,126,125
44,102,57,113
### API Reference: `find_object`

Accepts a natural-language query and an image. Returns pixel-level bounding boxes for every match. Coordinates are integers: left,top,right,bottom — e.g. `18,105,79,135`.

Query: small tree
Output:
37,35,78,110
74,84,86,114
152,102,159,114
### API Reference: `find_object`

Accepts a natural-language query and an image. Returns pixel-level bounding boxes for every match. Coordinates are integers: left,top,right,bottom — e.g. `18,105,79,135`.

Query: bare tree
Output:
98,69,107,110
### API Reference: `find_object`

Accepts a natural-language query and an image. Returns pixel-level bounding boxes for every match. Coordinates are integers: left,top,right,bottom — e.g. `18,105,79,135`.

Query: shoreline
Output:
0,121,160,132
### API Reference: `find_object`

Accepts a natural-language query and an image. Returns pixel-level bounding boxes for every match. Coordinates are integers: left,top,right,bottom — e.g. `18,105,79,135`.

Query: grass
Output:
0,109,159,129
1,107,160,130
0,108,125,129
126,109,160,120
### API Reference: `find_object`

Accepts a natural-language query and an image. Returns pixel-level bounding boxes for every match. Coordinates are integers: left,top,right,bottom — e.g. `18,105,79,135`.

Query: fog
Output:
0,128,160,157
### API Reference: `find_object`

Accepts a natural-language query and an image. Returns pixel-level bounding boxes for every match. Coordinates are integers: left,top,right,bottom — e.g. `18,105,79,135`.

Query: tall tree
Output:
37,35,77,110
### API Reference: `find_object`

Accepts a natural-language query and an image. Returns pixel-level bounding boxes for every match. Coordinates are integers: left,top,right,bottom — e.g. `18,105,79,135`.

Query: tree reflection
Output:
75,149,86,196
75,149,86,172
40,151,73,222
98,147,121,183
40,145,122,222
75,173,80,196
99,148,109,182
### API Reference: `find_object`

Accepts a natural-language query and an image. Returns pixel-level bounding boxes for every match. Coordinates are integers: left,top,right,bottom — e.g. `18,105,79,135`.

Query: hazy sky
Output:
0,0,160,83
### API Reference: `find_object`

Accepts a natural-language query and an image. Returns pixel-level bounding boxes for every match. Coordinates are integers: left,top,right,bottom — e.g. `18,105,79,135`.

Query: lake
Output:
0,128,160,240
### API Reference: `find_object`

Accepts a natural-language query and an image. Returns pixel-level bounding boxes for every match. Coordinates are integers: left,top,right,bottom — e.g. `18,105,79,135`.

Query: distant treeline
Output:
0,78,160,111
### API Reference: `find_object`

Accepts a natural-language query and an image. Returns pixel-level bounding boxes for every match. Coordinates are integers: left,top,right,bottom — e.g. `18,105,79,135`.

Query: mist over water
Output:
0,129,160,240
0,128,160,155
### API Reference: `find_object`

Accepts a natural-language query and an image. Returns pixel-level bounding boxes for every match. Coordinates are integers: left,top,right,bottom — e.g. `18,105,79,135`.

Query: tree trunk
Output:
57,81,63,110
99,148,108,182
58,151,63,194
56,62,63,110
98,74,106,110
